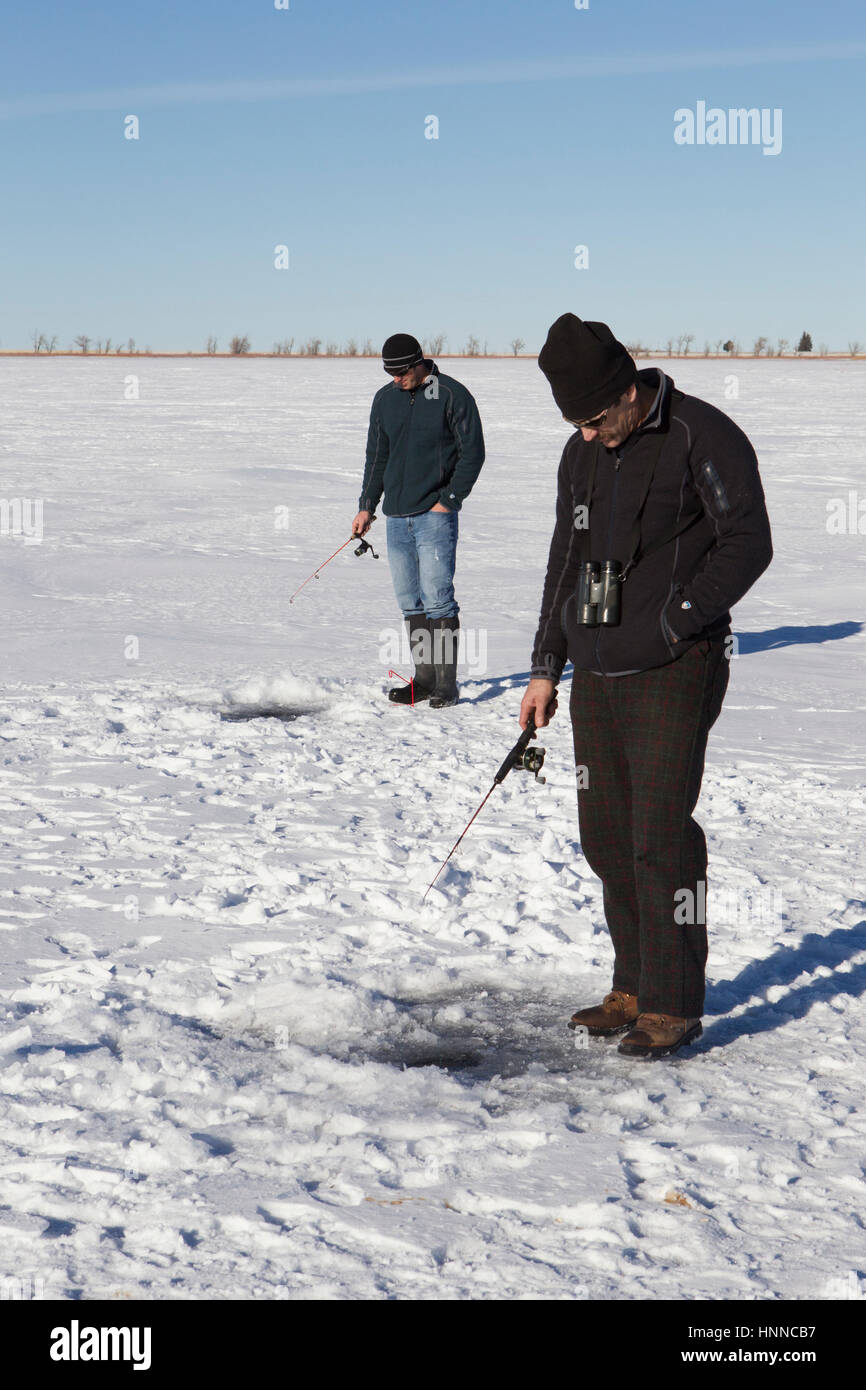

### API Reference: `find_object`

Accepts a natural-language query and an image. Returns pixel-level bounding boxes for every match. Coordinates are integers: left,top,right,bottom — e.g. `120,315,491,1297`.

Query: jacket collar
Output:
634,367,672,434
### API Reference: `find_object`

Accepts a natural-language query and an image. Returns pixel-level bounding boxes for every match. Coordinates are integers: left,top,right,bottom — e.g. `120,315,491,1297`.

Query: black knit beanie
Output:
382,333,425,374
538,314,637,420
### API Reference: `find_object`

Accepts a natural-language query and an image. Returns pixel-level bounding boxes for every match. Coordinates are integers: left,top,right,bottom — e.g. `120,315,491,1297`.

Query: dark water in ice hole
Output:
220,707,305,723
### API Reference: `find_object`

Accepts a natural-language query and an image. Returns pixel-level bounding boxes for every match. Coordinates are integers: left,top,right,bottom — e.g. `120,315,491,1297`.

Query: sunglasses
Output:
566,405,612,430
387,364,421,378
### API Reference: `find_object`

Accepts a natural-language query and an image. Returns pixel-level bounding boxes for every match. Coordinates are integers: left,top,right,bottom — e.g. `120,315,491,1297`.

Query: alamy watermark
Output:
50,1321,152,1370
825,1270,866,1300
2,1275,46,1300
1,497,44,544
826,491,866,535
674,880,786,927
378,624,488,678
674,102,782,157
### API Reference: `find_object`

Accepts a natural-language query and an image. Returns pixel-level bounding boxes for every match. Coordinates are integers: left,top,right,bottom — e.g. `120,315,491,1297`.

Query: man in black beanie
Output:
352,334,485,707
520,313,773,1057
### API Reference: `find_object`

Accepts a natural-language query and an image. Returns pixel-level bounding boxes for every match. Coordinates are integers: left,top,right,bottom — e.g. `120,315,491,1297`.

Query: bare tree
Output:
777,338,789,356
510,338,525,356
714,339,725,354
344,339,358,356
361,338,375,356
818,342,829,356
752,336,768,356
47,334,58,353
31,329,45,353
230,335,251,355
848,341,862,356
103,338,112,355
206,335,218,354
324,341,339,356
676,333,695,355
273,338,294,355
702,341,711,356
74,335,91,354
665,338,674,356
127,338,137,354
425,334,446,355
302,338,322,356
464,335,480,356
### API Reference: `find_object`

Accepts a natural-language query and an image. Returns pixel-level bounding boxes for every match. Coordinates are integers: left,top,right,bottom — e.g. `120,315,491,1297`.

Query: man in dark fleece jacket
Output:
352,333,485,708
520,313,772,1058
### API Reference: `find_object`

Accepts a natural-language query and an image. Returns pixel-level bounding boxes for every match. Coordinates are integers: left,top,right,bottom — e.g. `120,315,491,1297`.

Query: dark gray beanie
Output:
382,333,425,374
538,314,637,420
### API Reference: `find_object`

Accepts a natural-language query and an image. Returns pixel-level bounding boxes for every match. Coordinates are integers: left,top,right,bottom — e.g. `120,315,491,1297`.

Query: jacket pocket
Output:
660,604,680,648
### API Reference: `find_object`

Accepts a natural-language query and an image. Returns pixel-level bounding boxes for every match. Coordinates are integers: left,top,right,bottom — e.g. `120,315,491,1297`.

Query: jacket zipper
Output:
403,389,415,513
594,452,622,673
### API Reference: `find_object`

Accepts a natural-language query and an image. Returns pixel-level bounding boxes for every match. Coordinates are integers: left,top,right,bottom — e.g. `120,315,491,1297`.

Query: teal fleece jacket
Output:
358,362,485,516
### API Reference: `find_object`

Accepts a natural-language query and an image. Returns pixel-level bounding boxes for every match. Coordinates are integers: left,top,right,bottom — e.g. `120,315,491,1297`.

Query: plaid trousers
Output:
569,639,729,1018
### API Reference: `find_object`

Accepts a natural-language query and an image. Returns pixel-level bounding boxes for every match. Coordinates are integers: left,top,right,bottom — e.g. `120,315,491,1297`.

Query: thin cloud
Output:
1,40,865,120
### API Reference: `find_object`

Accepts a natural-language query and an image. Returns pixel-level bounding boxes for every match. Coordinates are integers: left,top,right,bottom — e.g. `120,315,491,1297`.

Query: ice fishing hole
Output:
220,706,306,723
399,1050,485,1072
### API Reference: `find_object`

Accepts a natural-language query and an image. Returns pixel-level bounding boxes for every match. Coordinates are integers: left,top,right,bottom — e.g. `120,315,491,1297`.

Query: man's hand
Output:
429,502,450,513
519,678,558,730
352,510,373,537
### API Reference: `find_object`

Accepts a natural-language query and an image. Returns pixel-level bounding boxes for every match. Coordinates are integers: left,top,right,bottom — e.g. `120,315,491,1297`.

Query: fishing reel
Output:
424,712,549,900
516,745,546,782
290,516,380,605
493,714,547,786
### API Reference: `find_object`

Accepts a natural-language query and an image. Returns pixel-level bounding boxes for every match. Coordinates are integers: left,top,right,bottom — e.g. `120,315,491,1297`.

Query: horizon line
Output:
3,350,861,360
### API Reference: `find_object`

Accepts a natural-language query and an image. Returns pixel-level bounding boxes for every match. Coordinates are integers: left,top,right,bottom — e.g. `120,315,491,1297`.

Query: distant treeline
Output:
8,330,864,358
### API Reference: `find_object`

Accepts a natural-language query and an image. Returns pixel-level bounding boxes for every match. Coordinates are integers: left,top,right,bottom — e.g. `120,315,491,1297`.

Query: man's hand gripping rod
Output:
422,715,546,901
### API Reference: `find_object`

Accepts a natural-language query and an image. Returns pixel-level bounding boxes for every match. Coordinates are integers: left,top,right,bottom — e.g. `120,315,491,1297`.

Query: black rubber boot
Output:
388,615,435,704
429,616,460,708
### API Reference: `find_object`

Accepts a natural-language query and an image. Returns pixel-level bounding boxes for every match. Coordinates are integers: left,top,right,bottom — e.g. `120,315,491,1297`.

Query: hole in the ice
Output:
349,1038,487,1072
400,1050,484,1072
219,706,306,723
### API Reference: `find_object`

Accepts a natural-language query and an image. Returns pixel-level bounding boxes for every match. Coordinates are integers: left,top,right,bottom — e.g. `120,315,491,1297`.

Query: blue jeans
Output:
386,510,459,620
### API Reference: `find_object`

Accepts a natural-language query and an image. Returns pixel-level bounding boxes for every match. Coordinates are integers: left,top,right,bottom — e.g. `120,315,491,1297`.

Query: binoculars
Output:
576,561,622,626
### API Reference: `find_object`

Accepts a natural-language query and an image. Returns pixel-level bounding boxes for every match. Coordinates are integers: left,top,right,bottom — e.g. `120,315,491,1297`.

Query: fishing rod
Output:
289,521,379,604
423,714,547,901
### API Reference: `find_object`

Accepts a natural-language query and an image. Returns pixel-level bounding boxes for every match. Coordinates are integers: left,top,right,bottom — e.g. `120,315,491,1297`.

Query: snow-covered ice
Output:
1,357,864,1300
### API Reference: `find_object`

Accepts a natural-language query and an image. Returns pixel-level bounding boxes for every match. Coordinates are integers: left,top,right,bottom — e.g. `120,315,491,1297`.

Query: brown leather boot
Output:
568,990,639,1036
617,1013,703,1058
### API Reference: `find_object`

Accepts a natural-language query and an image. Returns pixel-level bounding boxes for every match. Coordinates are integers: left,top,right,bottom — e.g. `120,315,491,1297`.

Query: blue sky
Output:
1,0,864,353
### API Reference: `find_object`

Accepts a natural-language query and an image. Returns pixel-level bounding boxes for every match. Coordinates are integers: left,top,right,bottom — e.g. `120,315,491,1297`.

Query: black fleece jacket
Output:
359,362,485,517
531,368,773,679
